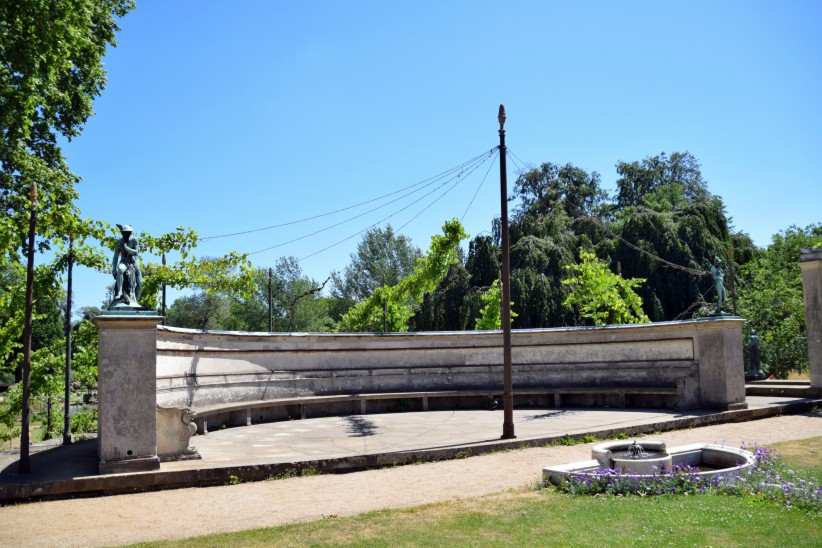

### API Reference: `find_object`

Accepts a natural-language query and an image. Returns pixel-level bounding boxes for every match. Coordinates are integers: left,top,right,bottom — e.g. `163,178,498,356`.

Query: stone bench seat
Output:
190,385,679,434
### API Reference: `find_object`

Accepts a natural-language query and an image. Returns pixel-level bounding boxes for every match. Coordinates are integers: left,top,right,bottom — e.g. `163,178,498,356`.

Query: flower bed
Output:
555,447,822,512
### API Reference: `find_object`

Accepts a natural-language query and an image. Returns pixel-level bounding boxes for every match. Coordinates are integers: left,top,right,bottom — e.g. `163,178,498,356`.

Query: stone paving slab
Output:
1,412,820,548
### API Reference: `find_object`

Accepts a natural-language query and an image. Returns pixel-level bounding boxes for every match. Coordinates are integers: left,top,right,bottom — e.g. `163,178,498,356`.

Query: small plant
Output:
267,468,299,481
70,408,98,434
554,435,598,446
227,474,242,485
555,436,578,446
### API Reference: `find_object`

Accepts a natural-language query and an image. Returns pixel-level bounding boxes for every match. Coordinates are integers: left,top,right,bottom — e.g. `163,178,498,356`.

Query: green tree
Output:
514,162,608,219
166,293,230,331
167,258,334,333
562,249,650,326
737,225,822,378
224,258,334,332
136,227,256,310
338,219,467,332
615,152,708,209
0,1,133,453
1,1,134,248
474,279,518,330
465,235,499,288
330,225,420,318
610,154,741,321
411,263,474,331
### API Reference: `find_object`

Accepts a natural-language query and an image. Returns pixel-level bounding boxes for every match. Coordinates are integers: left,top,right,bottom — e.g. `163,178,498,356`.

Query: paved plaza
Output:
0,395,810,484
172,397,794,469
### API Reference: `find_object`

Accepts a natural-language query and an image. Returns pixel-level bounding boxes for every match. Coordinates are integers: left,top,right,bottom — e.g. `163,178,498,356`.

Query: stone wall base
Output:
99,455,160,475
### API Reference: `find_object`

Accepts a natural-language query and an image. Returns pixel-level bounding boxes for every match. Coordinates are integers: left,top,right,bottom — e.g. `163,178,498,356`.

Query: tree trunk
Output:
19,182,37,473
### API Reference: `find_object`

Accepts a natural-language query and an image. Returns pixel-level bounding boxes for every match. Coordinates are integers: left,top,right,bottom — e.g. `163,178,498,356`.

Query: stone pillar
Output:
94,312,163,474
693,317,747,410
800,249,822,393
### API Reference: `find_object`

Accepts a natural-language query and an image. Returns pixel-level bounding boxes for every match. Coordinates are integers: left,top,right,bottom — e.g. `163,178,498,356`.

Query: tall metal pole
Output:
161,253,167,324
498,105,515,440
63,237,74,445
267,267,273,332
20,182,38,473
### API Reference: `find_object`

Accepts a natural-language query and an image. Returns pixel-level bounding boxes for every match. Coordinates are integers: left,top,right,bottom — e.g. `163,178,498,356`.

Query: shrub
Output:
70,408,98,434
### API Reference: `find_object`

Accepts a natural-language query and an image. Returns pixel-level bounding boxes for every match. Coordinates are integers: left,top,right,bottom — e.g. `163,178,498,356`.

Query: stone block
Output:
156,405,200,461
95,313,163,474
800,249,822,391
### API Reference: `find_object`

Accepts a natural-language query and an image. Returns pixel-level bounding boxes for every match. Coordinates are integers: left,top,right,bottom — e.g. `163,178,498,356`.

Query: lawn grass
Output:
135,436,822,548
770,436,822,483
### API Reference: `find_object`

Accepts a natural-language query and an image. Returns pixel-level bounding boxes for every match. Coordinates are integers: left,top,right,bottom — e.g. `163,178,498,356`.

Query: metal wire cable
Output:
299,152,494,262
200,148,496,241
461,150,498,220
507,148,530,173
397,164,474,232
245,152,494,256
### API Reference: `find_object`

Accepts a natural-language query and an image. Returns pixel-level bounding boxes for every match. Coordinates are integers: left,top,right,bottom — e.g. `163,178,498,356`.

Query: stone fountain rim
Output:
545,442,757,484
592,439,668,468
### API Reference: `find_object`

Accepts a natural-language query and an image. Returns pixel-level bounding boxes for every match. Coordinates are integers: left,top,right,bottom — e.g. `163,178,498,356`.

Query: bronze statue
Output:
745,328,767,380
109,224,142,308
707,255,727,315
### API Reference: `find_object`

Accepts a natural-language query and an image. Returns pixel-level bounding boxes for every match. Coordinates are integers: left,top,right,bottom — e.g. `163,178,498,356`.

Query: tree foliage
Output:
474,279,518,330
1,0,134,257
0,2,134,441
562,249,649,326
331,225,420,309
338,219,467,332
737,225,822,378
166,258,334,333
412,151,756,336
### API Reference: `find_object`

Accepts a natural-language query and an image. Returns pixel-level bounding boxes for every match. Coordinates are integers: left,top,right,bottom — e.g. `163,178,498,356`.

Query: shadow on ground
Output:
0,439,98,484
343,415,378,437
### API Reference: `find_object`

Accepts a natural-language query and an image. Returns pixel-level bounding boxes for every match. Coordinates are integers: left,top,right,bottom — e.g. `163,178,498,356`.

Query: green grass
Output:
134,436,822,548
769,436,822,483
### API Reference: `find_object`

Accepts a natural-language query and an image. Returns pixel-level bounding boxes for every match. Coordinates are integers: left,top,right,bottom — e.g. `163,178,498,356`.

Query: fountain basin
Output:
592,439,672,474
544,442,755,485
612,453,672,475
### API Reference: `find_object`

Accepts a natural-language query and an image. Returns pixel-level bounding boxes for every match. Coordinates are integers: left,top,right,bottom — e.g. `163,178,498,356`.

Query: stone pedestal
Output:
692,317,747,410
94,312,163,474
800,249,822,393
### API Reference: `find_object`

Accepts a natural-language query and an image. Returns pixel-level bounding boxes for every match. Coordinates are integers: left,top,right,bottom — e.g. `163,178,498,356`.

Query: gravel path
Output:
1,413,820,548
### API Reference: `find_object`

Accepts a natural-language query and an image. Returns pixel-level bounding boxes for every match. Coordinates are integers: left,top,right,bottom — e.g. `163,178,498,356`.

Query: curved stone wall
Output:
155,318,745,411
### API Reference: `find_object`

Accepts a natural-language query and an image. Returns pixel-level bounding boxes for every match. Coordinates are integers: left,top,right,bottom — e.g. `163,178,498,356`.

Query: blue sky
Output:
63,1,822,312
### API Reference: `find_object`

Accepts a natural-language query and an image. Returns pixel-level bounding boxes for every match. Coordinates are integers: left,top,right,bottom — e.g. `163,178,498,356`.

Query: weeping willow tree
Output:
338,219,467,332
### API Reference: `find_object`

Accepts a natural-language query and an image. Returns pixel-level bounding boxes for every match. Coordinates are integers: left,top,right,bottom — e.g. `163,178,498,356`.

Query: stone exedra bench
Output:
153,319,746,442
